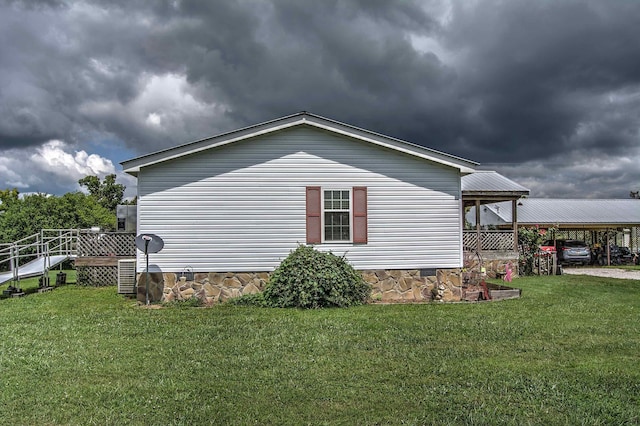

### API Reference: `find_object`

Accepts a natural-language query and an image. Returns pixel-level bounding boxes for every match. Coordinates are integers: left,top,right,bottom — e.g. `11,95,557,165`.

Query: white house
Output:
122,112,491,302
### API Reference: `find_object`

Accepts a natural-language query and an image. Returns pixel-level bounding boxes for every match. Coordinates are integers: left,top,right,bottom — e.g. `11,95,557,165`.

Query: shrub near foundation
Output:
263,245,370,308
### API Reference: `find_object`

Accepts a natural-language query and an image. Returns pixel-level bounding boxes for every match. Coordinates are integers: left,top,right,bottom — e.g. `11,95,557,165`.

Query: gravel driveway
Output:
561,267,640,280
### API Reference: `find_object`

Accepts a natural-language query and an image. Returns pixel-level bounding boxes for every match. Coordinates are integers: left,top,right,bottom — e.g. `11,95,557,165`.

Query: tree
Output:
0,191,116,243
0,188,19,211
78,174,125,212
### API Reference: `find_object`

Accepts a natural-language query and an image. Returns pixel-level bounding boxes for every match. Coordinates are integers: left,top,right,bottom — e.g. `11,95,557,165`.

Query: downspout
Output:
607,230,611,266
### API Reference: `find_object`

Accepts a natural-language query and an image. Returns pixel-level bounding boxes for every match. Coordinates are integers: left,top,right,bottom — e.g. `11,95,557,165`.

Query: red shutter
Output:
306,187,322,244
352,187,368,244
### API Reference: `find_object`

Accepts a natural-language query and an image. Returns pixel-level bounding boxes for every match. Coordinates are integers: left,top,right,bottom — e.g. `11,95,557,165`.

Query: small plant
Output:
263,245,370,309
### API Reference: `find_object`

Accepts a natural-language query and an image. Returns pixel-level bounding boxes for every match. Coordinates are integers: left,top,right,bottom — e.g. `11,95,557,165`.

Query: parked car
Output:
616,246,636,265
593,245,638,265
539,243,556,253
543,239,591,266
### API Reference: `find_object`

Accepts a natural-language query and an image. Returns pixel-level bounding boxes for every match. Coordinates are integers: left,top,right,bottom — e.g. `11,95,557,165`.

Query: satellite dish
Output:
135,234,165,306
135,234,164,254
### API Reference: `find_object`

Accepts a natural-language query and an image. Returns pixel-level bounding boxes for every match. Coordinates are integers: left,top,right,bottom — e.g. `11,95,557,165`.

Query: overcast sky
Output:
1,0,639,199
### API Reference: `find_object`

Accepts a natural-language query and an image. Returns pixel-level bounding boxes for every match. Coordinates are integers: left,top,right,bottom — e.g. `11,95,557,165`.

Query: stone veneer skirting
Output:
134,267,505,305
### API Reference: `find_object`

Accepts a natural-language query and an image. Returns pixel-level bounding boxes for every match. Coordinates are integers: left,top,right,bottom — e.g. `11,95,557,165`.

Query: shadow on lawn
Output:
0,271,76,299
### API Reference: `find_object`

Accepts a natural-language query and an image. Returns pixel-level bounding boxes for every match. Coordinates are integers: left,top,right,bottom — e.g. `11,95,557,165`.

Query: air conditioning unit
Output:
118,259,137,294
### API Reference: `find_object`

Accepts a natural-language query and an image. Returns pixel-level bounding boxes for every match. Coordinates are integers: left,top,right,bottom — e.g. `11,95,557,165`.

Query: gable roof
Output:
121,111,478,176
462,171,529,197
480,198,640,228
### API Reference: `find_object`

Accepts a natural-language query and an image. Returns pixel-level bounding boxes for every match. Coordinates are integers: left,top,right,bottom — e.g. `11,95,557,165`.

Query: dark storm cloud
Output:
0,0,638,197
442,0,640,162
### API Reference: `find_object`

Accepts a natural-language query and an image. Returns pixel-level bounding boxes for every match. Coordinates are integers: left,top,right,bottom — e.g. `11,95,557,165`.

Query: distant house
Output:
121,112,522,302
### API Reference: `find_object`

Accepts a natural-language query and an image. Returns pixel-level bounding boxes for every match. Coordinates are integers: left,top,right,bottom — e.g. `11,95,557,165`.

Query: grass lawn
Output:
0,273,638,425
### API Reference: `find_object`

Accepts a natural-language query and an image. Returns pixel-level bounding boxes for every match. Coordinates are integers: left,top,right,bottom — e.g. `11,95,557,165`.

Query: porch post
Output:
475,200,481,252
512,199,518,251
607,230,611,266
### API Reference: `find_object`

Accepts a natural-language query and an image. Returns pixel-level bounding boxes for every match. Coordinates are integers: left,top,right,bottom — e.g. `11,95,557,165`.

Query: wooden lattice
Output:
76,265,118,287
462,232,476,250
631,227,640,251
77,232,136,257
76,232,136,286
463,231,515,251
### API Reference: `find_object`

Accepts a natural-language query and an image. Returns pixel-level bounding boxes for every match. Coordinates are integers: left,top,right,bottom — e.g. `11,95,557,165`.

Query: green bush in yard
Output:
263,245,370,308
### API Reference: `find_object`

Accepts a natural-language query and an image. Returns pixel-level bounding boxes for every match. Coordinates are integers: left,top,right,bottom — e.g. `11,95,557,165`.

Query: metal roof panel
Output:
484,198,640,225
462,171,530,193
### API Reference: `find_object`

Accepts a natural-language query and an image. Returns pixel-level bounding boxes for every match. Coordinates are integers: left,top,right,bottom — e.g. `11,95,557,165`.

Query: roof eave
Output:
462,190,529,198
518,222,640,229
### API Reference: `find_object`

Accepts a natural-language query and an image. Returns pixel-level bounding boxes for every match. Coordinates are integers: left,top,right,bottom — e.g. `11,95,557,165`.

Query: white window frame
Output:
322,188,352,243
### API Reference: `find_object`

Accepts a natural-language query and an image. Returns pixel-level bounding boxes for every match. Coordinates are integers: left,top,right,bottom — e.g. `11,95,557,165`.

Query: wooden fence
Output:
75,232,136,286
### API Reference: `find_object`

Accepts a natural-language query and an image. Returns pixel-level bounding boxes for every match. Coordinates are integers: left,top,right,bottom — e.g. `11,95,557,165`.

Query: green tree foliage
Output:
518,226,555,276
0,191,115,243
262,245,371,308
78,174,125,212
0,188,20,210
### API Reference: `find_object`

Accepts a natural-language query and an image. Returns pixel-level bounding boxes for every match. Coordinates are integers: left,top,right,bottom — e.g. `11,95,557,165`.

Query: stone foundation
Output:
465,250,520,279
136,268,475,305
137,271,269,305
362,269,464,302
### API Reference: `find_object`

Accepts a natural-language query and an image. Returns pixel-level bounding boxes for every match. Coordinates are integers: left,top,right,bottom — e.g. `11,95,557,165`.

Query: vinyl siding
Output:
137,126,462,271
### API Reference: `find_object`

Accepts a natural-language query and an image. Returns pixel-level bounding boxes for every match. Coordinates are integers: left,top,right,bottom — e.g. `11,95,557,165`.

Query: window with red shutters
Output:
324,189,351,241
306,186,367,244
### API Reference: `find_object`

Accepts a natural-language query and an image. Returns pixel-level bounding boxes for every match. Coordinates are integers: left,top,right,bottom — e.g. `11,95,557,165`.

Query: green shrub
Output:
263,245,370,309
518,226,555,276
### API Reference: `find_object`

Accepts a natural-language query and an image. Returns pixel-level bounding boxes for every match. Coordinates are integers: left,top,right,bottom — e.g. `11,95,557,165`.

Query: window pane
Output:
324,212,350,241
340,226,350,240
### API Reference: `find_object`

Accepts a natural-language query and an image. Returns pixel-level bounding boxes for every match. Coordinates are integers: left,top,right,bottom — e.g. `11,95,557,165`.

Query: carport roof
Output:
483,198,640,228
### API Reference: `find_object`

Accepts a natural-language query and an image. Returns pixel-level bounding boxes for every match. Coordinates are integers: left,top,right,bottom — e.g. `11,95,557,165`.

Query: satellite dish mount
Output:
135,234,164,305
